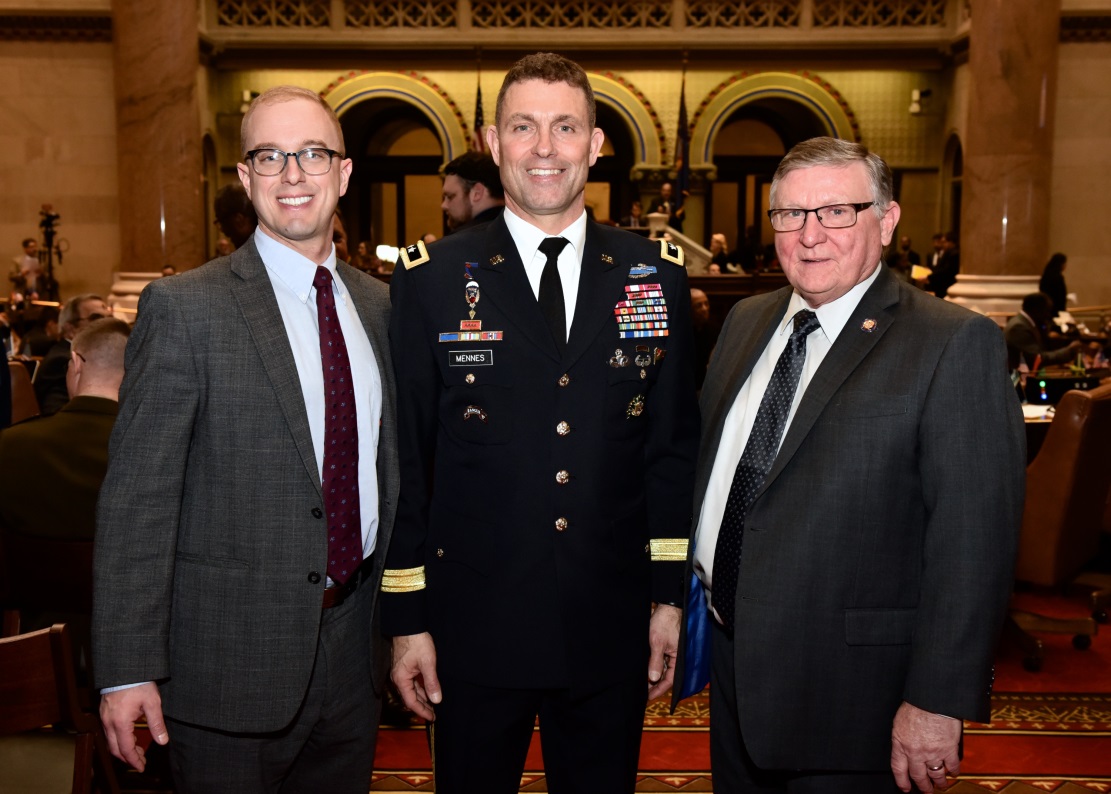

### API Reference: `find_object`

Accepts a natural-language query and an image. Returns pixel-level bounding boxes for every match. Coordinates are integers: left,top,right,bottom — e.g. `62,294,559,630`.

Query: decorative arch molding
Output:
588,71,666,170
690,71,861,172
320,71,469,162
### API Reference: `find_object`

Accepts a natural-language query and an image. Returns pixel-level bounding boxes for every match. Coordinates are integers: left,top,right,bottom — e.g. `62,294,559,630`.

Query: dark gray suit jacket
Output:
679,265,1025,770
92,240,399,732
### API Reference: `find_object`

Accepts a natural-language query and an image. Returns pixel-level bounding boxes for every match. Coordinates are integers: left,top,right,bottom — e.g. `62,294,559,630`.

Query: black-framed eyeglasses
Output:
245,147,343,177
767,202,875,232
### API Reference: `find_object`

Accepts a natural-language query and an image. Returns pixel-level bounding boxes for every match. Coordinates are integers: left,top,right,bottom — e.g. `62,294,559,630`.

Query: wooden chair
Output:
0,530,95,692
0,624,120,794
8,359,41,423
1007,382,1111,671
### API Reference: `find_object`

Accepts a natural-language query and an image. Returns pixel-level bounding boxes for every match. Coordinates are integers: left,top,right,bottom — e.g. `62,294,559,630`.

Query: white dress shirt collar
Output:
253,229,343,304
780,262,883,346
503,207,588,266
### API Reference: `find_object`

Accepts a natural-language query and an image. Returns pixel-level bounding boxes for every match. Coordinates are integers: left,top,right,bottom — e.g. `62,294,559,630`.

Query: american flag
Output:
674,73,690,214
471,84,486,153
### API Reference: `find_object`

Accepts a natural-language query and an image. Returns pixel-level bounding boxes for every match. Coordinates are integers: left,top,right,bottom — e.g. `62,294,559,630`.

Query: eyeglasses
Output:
245,147,343,176
767,202,875,232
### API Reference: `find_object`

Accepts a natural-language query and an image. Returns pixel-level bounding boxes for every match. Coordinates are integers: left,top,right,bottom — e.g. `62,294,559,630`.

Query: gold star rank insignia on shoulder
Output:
659,239,685,266
400,240,430,270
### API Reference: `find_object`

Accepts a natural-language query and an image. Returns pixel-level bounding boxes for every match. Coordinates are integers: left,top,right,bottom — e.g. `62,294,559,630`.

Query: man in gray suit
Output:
676,138,1024,793
93,86,398,793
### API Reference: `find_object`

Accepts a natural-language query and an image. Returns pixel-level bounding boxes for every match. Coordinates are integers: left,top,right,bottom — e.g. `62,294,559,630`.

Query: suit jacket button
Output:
555,517,568,532
308,571,321,584
556,421,570,436
558,374,570,387
555,469,571,485
311,507,323,519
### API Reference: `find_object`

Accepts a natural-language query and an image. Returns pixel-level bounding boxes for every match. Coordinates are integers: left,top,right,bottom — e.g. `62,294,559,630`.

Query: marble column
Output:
111,0,204,273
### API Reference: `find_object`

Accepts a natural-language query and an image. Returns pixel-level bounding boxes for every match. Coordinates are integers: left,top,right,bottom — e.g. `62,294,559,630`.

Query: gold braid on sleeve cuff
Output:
649,538,689,562
381,566,427,593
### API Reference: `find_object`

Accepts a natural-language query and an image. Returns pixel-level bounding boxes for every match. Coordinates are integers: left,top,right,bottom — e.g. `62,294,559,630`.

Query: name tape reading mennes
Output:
449,349,494,367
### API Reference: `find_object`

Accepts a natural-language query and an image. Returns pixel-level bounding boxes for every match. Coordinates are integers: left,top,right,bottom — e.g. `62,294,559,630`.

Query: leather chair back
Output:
1015,382,1111,586
8,361,40,424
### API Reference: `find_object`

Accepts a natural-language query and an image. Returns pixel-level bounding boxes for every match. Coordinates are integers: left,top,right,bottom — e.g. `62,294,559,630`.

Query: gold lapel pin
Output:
861,318,877,332
601,254,613,264
489,254,505,266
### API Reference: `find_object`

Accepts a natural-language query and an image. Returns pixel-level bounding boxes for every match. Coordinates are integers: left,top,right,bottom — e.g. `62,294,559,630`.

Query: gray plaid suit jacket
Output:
92,239,398,732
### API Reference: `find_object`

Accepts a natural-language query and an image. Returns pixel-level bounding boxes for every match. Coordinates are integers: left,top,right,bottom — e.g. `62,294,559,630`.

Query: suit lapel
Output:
230,242,321,494
564,222,624,368
473,216,561,362
703,290,791,456
759,267,901,494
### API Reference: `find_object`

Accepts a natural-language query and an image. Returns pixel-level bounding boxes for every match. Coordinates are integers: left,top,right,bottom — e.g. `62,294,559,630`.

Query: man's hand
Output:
647,604,682,700
100,683,168,772
390,632,441,721
891,701,962,793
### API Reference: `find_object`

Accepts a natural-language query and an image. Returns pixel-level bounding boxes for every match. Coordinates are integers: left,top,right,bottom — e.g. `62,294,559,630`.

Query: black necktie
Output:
314,266,362,585
537,237,570,353
712,309,821,628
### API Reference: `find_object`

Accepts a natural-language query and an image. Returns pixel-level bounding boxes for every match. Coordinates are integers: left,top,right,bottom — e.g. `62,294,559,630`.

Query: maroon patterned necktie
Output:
314,266,362,584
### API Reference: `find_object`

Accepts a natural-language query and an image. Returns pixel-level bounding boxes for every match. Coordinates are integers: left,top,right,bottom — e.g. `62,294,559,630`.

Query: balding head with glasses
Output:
237,85,352,264
767,136,900,308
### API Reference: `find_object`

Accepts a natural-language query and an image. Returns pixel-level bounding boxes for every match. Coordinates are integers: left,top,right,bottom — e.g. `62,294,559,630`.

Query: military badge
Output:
628,264,657,279
608,349,629,368
400,240,430,270
463,405,488,423
465,279,480,319
626,394,645,418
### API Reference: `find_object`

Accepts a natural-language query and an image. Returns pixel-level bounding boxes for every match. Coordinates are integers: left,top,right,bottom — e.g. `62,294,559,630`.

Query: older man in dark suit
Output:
676,137,1025,793
93,86,398,794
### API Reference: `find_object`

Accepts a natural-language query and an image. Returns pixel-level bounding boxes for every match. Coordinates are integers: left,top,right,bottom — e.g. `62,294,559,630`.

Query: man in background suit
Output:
0,316,129,542
0,316,129,669
440,150,505,233
93,85,398,794
383,52,698,793
678,138,1024,792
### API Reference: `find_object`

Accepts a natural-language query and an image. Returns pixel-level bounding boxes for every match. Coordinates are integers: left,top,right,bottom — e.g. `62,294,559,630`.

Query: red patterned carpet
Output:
371,592,1111,793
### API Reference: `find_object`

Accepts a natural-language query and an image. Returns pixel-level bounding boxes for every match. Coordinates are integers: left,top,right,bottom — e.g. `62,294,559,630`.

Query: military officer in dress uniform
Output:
381,53,699,793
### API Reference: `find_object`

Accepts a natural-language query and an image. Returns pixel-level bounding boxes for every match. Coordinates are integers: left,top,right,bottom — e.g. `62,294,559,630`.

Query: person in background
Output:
1038,253,1069,316
34,294,113,416
1004,291,1083,372
653,182,685,232
213,183,259,250
0,317,131,672
925,232,959,298
620,200,645,228
677,136,1024,794
161,265,177,277
440,151,505,233
690,287,720,392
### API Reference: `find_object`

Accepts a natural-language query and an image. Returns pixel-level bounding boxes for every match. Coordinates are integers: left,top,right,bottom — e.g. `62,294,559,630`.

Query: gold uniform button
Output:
437,548,444,557
465,373,475,384
555,470,571,485
555,517,568,531
556,421,570,436
558,374,570,387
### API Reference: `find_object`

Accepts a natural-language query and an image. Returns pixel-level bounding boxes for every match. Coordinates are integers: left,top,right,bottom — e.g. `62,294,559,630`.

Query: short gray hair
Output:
60,294,106,329
769,137,893,218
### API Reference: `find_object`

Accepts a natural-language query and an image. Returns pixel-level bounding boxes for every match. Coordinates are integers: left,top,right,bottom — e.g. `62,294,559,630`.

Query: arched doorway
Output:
339,99,444,250
692,71,861,262
707,102,826,264
587,102,637,223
